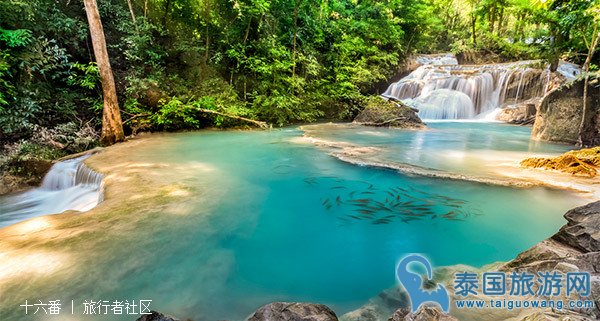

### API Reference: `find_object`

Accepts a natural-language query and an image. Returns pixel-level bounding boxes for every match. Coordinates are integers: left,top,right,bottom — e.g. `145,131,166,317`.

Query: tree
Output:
83,0,125,145
577,2,600,146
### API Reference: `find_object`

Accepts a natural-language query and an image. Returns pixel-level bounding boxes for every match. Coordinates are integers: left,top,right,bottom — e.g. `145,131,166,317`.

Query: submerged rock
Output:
520,147,600,177
532,75,600,145
353,96,425,129
248,302,338,321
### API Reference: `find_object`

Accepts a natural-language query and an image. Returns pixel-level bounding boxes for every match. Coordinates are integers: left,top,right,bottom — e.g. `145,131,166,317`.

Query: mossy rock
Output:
353,96,425,129
521,147,600,177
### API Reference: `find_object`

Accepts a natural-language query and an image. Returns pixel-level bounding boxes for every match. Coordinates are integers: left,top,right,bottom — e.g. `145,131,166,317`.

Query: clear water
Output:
303,121,572,179
0,123,586,321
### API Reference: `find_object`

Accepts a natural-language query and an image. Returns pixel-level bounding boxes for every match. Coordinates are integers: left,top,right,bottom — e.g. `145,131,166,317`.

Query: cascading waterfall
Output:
0,155,103,227
382,55,572,120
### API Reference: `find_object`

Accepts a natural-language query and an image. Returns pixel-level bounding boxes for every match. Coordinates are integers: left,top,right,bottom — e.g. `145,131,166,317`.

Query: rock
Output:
389,306,458,321
0,158,53,195
248,302,338,321
354,96,425,129
513,309,594,321
502,201,600,319
553,201,600,253
520,146,600,177
455,50,507,65
388,308,411,321
496,103,537,125
371,55,428,95
504,201,600,270
347,201,600,321
136,311,179,321
532,75,600,145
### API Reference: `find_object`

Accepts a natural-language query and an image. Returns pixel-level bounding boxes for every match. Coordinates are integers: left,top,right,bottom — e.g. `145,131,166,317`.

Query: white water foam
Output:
0,155,103,227
383,56,580,120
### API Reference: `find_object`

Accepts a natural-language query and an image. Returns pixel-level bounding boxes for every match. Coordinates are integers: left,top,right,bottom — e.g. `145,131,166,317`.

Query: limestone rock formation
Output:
136,311,180,321
354,97,425,129
520,146,600,177
532,76,600,145
388,307,458,321
248,302,339,321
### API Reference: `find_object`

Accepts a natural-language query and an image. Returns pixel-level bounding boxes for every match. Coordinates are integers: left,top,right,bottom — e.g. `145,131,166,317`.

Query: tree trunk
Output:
126,0,136,23
84,0,125,146
163,0,171,27
577,26,599,147
489,4,496,34
204,1,211,62
471,13,477,45
292,0,299,77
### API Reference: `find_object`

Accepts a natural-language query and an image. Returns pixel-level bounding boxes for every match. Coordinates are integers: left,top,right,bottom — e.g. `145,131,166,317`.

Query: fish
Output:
355,209,375,214
335,196,343,205
346,215,363,220
372,219,391,225
303,177,317,185
322,198,330,206
361,191,375,195
331,186,347,190
350,199,371,203
401,217,420,223
373,201,387,207
414,207,432,211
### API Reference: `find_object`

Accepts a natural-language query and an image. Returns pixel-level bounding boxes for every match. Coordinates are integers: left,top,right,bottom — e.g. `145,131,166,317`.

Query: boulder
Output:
248,302,338,321
532,75,600,145
389,306,458,321
136,311,179,321
496,103,537,125
552,201,600,253
354,96,425,129
504,201,600,270
501,201,600,319
513,309,594,321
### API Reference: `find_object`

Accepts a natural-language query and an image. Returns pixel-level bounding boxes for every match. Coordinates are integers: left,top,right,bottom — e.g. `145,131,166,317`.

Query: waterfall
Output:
382,55,571,120
0,155,104,228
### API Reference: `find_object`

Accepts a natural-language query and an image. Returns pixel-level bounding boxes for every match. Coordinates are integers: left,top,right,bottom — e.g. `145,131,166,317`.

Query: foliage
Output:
0,0,598,150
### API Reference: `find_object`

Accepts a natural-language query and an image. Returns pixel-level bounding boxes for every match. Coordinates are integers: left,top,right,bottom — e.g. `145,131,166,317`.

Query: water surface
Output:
0,123,585,321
